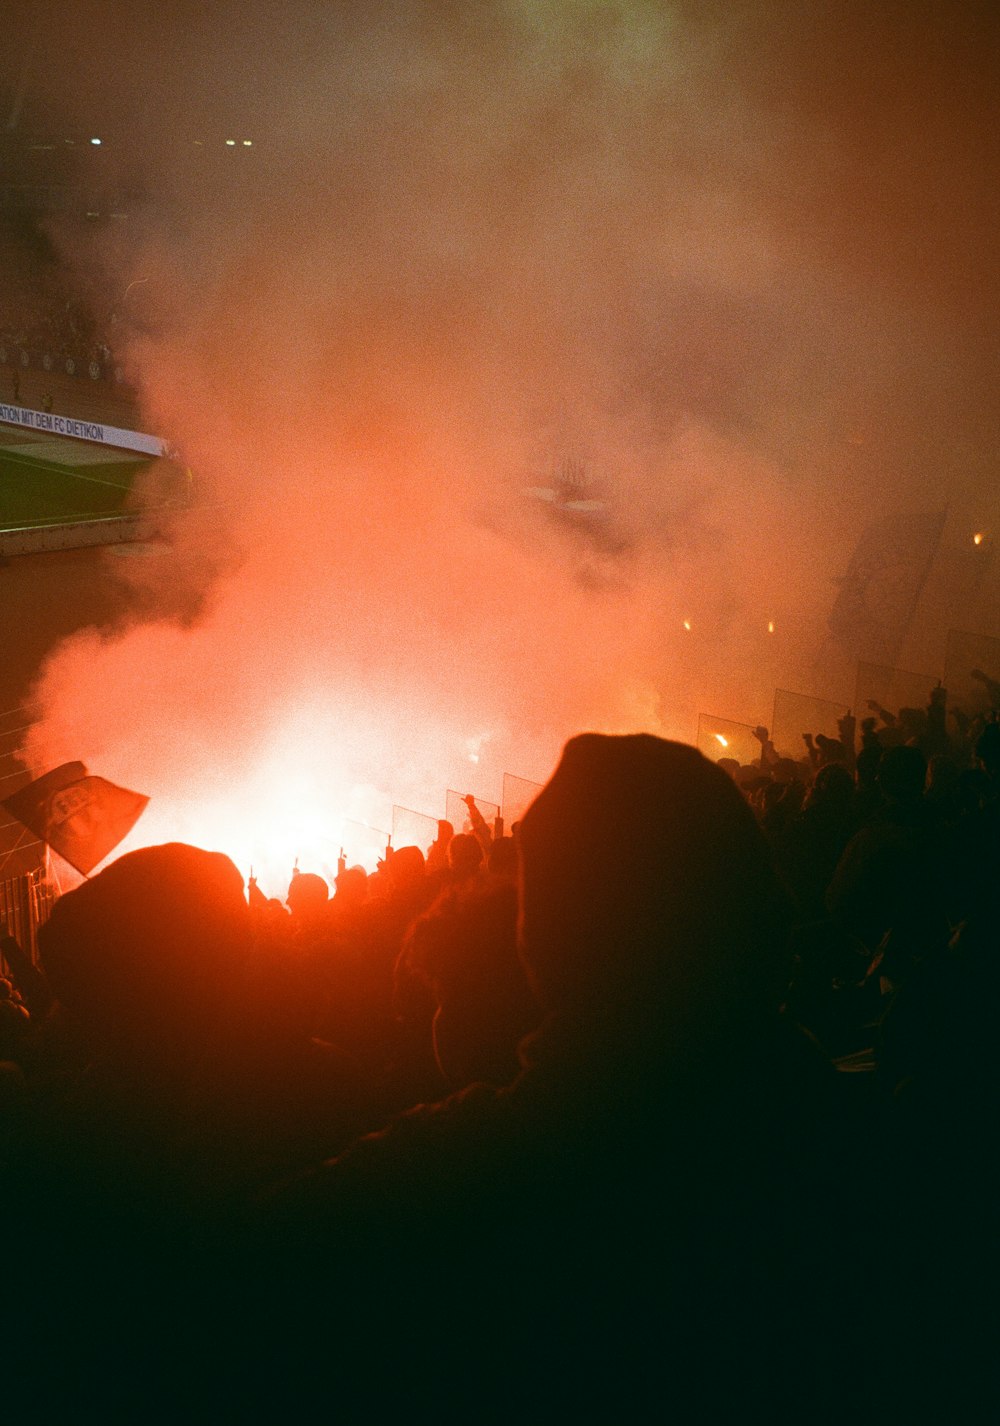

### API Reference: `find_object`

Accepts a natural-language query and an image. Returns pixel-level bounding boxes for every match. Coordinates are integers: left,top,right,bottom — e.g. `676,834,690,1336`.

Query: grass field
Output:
0,423,156,530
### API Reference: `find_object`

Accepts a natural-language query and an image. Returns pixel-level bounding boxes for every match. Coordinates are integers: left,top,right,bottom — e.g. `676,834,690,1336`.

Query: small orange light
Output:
683,619,692,632
767,620,775,634
974,531,985,546
714,734,729,748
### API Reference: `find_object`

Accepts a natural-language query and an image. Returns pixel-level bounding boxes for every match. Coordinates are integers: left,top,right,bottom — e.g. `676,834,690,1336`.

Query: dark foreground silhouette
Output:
2,732,997,1420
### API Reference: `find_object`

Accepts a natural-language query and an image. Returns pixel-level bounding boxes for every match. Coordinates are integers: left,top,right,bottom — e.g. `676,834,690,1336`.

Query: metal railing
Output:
0,869,56,971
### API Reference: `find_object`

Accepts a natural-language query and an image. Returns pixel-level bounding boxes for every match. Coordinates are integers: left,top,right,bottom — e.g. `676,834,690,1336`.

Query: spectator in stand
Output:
852,735,884,830
425,819,454,880
322,844,434,1083
22,844,366,1225
777,762,856,920
396,877,538,1089
486,834,517,882
285,869,329,932
327,864,368,931
461,794,493,856
263,735,847,1413
445,831,484,887
826,744,946,951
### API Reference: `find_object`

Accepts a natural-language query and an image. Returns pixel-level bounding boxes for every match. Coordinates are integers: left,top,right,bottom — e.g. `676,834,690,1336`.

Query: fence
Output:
771,689,850,761
0,869,56,972
446,791,501,839
0,709,45,879
501,774,544,831
854,662,940,721
943,630,1000,717
696,715,761,768
340,820,390,872
391,806,439,856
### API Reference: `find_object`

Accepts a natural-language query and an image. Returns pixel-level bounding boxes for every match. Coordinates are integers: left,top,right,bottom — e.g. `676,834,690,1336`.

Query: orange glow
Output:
714,733,728,748
103,744,393,890
23,699,434,893
767,620,775,633
974,531,985,546
683,619,692,631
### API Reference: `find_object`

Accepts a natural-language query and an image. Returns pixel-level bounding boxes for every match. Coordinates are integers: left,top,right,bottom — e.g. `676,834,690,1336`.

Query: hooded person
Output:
515,733,794,1059
258,736,848,1416
27,844,367,1243
7,845,257,1330
39,842,252,1077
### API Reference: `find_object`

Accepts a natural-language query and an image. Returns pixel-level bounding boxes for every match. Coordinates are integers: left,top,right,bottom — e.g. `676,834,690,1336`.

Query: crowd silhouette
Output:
2,679,999,1419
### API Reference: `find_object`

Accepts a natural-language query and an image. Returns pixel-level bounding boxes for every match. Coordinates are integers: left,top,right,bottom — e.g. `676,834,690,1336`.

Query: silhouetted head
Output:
815,735,846,767
897,707,927,739
448,833,483,879
856,744,882,788
334,865,368,907
976,720,1000,777
487,836,517,880
518,735,791,1044
286,870,329,919
389,845,425,892
38,843,251,1061
878,745,927,803
805,763,854,816
926,754,959,801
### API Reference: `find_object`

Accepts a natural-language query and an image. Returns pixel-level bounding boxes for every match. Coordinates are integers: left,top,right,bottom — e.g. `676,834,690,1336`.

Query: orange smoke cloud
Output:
12,2,1000,888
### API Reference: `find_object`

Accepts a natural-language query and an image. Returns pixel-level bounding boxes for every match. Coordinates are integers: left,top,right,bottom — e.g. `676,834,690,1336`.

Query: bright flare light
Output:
974,531,985,546
767,620,775,633
683,619,692,632
714,734,729,748
90,708,402,894
58,704,513,897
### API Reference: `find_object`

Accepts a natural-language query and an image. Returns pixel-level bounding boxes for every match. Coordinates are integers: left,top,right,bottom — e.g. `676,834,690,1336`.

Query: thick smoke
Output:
10,2,1000,886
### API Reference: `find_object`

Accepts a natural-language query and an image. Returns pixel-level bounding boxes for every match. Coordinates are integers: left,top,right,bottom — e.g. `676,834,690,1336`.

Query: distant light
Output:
193,140,203,146
714,734,729,748
468,753,480,764
225,139,236,146
243,139,253,146
90,137,102,145
973,531,985,546
767,620,775,634
683,619,692,632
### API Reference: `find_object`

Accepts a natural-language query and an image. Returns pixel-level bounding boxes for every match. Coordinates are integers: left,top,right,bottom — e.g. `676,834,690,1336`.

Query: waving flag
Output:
2,762,149,876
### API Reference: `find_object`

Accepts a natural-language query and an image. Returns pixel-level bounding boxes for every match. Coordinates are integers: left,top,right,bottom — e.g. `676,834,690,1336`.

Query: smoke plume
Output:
9,1,1000,886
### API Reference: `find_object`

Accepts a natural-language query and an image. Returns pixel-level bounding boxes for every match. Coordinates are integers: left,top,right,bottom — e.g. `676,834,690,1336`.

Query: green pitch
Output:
0,423,156,530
